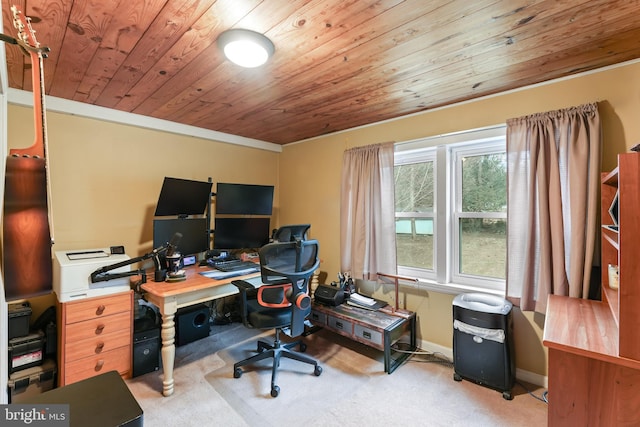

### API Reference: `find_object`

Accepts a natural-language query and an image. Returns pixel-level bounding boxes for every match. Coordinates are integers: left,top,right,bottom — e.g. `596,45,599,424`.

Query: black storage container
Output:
452,293,514,400
8,358,57,403
8,331,45,374
8,301,31,339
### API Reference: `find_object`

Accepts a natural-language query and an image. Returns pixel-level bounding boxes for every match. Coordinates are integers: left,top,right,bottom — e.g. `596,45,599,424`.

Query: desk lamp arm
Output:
89,250,161,285
90,233,182,285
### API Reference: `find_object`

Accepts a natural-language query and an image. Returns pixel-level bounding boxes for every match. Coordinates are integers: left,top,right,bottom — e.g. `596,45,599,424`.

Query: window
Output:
394,127,507,294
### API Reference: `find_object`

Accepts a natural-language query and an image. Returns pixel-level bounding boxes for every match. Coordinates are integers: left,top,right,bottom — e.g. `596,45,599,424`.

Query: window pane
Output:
394,162,434,212
461,153,506,212
396,218,433,269
459,218,506,279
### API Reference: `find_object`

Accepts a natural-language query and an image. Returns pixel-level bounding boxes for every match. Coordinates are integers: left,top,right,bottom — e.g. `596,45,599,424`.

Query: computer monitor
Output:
213,217,270,250
154,177,212,217
153,218,209,256
215,183,274,215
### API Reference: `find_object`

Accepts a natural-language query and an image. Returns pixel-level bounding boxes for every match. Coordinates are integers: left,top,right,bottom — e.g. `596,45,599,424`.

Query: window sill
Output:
412,278,505,297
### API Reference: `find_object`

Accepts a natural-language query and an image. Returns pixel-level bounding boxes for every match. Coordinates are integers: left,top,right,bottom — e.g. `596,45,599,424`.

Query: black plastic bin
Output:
452,293,514,400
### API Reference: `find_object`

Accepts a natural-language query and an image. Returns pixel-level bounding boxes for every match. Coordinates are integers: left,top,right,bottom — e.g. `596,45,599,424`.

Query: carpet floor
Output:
125,323,547,426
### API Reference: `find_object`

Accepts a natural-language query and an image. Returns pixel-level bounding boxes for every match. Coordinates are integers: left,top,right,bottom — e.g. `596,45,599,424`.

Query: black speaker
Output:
133,327,160,377
176,304,210,347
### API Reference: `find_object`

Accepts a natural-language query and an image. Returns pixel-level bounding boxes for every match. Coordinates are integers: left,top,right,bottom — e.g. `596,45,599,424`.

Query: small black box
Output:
8,301,31,339
133,327,160,377
8,331,45,374
176,304,210,347
314,284,345,306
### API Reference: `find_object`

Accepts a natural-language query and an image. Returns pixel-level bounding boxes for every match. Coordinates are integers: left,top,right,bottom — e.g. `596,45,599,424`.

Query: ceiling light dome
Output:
217,29,275,68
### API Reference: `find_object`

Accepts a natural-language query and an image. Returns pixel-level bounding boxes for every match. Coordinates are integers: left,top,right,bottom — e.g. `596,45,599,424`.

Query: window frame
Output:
394,149,437,279
394,126,507,295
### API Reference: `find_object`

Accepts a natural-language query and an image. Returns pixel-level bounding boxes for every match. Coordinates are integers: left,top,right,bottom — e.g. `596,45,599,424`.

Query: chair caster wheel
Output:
502,391,513,400
234,368,243,378
314,365,322,376
453,373,462,382
299,343,307,352
271,386,280,397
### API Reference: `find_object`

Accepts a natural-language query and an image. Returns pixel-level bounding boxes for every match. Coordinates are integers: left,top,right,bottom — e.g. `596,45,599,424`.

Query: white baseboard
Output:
417,339,454,360
416,339,548,388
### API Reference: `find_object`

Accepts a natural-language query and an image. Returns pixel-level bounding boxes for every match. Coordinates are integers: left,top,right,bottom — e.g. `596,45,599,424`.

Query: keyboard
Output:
207,258,260,272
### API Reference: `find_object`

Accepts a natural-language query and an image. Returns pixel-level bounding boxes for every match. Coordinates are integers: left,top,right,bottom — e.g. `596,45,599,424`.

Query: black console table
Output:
310,302,416,373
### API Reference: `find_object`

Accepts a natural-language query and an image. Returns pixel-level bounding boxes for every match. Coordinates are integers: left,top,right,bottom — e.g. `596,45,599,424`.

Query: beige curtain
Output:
340,142,397,280
506,103,601,313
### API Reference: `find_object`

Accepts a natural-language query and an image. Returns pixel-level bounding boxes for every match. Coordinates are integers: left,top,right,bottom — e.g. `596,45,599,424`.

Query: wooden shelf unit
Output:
543,152,640,426
601,153,640,359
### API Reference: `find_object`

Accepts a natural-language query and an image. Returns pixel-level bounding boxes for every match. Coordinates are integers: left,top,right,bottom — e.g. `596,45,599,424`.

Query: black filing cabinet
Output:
452,293,514,400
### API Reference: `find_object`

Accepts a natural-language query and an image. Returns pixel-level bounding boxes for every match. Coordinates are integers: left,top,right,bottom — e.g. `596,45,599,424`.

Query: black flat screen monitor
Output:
215,183,274,215
153,218,209,256
155,177,212,217
213,217,270,250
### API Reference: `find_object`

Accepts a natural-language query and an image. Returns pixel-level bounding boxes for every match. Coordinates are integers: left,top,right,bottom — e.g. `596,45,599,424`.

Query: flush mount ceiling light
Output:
217,29,275,68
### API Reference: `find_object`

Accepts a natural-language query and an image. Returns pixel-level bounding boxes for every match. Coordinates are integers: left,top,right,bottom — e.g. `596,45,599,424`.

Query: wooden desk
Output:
141,265,259,397
543,294,640,426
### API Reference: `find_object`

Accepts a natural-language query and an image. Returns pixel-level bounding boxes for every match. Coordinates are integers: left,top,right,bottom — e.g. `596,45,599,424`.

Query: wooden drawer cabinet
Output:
58,291,133,386
63,345,132,386
65,327,131,361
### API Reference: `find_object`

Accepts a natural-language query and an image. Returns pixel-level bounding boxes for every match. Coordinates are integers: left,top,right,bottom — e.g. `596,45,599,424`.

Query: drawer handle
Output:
335,321,344,329
95,360,104,371
96,305,106,315
95,342,105,353
95,324,105,334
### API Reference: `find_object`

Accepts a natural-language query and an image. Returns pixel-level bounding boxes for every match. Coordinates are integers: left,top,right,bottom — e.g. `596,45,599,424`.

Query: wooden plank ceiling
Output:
3,0,640,145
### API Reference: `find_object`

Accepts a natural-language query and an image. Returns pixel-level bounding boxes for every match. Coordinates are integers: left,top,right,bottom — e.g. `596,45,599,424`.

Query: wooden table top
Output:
140,264,260,298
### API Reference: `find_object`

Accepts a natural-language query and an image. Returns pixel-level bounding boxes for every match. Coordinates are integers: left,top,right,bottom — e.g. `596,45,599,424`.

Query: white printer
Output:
53,249,131,302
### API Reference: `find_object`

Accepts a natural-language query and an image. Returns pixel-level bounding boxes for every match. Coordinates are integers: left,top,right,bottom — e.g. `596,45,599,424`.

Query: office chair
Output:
231,239,322,397
272,224,310,242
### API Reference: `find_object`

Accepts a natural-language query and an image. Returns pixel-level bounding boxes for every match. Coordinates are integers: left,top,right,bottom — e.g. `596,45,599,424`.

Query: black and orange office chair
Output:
231,238,322,397
271,224,310,242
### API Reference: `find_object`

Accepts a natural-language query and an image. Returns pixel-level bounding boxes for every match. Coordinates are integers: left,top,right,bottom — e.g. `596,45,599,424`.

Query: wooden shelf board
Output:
601,285,619,327
601,227,619,249
602,167,619,186
544,295,619,361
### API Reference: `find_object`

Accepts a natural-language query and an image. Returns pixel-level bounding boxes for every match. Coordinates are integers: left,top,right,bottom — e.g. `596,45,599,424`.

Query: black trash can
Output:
452,293,514,400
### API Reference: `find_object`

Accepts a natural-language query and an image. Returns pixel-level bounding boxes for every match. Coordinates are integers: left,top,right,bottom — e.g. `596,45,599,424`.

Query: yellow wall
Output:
8,60,640,379
280,60,640,378
6,108,280,320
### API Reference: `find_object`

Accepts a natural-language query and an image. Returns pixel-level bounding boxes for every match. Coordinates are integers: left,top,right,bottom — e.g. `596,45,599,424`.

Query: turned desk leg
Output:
310,269,320,296
160,311,176,397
